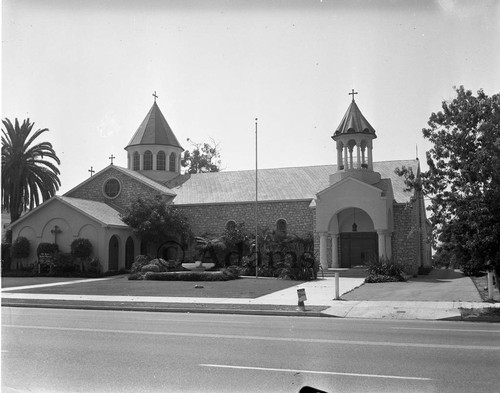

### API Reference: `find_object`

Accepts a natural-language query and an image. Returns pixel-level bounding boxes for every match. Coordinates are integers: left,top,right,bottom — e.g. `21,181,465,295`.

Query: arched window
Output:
157,151,166,171
169,152,176,172
144,150,153,170
226,220,237,231
276,219,287,237
133,152,140,171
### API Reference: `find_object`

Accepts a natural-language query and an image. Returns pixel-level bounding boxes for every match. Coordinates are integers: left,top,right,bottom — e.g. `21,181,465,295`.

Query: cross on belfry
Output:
349,89,358,101
152,91,158,102
109,154,115,165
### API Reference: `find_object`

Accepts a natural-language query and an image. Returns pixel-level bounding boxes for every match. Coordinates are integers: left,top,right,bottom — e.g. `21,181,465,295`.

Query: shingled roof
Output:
333,100,377,137
126,102,183,149
171,160,416,205
58,196,127,227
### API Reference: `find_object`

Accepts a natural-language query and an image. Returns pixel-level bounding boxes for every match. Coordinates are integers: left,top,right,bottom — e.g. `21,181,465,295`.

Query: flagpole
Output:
255,118,258,279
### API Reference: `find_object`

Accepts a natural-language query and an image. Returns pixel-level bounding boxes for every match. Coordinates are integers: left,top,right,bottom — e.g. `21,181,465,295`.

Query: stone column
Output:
356,144,361,169
319,232,328,270
349,147,354,169
377,230,387,260
331,234,340,268
337,144,343,169
368,143,373,170
343,146,348,169
152,153,157,171
140,154,144,171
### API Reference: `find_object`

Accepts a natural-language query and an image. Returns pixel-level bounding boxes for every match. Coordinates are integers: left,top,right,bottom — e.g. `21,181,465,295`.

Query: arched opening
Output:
169,152,176,172
143,150,153,170
276,219,287,238
108,235,119,271
125,237,134,269
133,152,140,170
157,151,166,171
332,208,377,268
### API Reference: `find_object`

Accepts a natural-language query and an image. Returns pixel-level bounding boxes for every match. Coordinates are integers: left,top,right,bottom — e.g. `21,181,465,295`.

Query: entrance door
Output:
108,235,119,270
340,232,377,268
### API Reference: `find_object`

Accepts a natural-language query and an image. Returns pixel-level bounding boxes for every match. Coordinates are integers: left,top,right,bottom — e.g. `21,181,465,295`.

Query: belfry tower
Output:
329,90,381,186
124,93,184,183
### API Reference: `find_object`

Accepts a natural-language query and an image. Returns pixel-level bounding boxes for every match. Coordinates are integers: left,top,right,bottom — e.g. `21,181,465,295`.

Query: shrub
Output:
130,255,153,273
11,237,30,259
418,266,433,275
86,257,102,277
141,263,160,273
128,273,143,280
70,238,92,259
37,242,59,256
1,243,12,271
51,252,78,276
144,268,240,281
365,256,407,283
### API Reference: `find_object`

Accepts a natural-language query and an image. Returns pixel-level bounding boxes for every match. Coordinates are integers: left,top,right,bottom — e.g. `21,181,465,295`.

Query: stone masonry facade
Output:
176,200,314,238
65,167,170,211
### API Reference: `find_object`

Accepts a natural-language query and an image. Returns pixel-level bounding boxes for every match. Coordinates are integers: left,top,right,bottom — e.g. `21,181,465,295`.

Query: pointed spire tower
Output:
125,93,184,182
330,90,381,185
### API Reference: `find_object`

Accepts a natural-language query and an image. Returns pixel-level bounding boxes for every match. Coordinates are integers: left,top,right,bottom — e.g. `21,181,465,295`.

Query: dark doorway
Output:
340,232,377,268
108,235,119,270
125,237,134,269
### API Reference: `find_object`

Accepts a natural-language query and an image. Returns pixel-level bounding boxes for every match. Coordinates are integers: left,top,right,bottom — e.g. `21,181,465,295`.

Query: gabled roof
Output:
171,160,416,205
57,196,127,227
333,100,377,137
126,102,183,149
8,196,127,229
63,165,176,197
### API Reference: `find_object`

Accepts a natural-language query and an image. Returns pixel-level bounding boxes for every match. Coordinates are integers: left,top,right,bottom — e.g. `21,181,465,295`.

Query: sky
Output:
2,0,500,194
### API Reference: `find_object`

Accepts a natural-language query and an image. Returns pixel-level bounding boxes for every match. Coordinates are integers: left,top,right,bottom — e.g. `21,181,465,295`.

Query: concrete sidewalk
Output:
2,274,499,320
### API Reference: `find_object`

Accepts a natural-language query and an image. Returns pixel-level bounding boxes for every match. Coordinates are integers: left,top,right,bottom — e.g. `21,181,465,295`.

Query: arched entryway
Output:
331,207,378,268
125,237,135,269
108,235,119,271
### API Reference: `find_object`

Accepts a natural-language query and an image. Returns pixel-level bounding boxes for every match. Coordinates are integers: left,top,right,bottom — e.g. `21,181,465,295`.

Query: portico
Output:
315,93,394,269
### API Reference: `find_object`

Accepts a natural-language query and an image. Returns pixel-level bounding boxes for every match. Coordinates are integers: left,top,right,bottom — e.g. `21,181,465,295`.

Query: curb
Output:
1,300,332,318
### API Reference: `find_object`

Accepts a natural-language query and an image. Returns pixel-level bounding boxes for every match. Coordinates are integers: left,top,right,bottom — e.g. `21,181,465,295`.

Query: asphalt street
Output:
2,307,499,393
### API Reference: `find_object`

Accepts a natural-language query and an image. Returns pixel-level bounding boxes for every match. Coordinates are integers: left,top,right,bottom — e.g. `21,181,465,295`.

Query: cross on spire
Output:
152,91,158,103
109,154,115,165
88,166,95,177
348,89,358,102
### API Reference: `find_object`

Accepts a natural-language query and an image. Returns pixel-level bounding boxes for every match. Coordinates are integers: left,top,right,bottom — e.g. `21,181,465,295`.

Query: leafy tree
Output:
1,118,61,223
181,138,221,174
11,236,30,259
70,238,93,259
396,86,500,275
120,195,193,245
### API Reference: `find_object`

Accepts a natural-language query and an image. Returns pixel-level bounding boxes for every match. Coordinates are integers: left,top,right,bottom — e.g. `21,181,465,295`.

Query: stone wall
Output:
175,200,314,238
65,167,170,211
392,201,419,274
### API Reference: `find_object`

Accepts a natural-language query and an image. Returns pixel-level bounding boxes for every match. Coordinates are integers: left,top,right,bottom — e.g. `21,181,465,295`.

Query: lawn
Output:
2,275,304,299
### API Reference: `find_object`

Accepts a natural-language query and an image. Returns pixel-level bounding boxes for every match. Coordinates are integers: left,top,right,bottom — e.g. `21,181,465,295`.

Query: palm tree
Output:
1,118,61,223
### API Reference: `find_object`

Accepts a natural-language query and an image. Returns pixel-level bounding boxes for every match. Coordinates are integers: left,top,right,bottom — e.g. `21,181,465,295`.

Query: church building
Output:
9,94,432,273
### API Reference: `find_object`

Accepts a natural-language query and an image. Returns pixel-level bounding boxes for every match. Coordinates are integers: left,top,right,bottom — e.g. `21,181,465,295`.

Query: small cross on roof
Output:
349,89,358,101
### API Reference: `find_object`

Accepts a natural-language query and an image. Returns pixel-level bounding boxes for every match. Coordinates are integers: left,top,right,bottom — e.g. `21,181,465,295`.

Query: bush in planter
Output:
144,268,240,281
